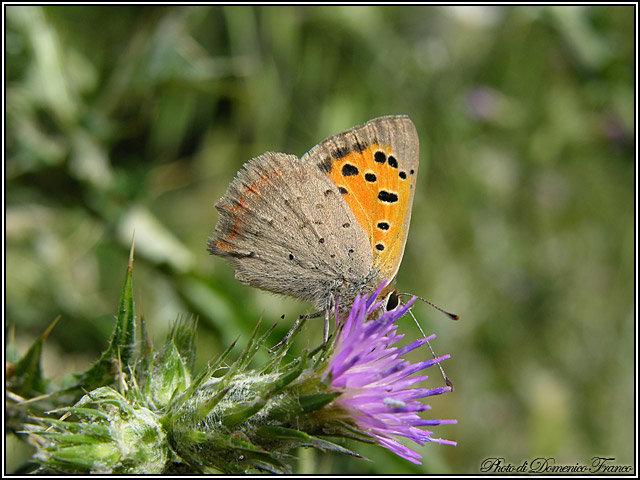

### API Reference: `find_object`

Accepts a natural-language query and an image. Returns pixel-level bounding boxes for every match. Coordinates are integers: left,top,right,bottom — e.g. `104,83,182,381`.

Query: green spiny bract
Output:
17,248,361,474
162,320,361,474
27,387,169,474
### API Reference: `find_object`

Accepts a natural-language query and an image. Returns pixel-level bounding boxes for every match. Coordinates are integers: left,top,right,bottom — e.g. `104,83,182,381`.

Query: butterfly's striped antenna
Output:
397,292,459,321
406,307,454,391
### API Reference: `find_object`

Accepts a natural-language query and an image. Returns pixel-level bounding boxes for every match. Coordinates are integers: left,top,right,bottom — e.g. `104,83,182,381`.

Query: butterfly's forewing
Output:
209,151,372,310
303,115,419,283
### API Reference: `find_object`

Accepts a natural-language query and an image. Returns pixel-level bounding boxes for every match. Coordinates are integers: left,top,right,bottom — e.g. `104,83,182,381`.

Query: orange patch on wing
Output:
326,145,412,269
217,169,282,251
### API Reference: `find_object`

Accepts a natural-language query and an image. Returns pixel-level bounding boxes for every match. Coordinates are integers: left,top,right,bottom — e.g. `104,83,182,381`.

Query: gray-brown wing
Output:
208,152,373,310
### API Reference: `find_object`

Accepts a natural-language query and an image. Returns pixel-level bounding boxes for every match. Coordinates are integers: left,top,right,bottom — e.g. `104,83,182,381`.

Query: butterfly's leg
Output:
323,307,330,345
323,292,338,345
269,310,323,353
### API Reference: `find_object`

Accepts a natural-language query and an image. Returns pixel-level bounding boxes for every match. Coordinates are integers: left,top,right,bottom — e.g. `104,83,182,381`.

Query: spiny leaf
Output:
65,243,138,395
261,315,308,373
237,318,279,371
298,392,341,413
250,459,291,474
166,337,239,419
192,430,269,453
8,316,60,398
166,314,198,373
196,387,230,420
47,406,110,420
111,240,137,367
221,397,267,428
192,432,290,473
256,426,362,457
40,443,120,469
268,351,307,395
327,420,379,444
134,314,154,390
33,418,111,438
35,433,106,445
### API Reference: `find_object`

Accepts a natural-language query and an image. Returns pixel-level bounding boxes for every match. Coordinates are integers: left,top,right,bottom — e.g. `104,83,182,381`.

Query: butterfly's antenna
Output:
397,292,459,321
407,307,454,391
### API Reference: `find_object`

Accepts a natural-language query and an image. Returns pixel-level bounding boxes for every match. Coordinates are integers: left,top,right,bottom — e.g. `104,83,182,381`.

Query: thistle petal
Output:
326,289,456,464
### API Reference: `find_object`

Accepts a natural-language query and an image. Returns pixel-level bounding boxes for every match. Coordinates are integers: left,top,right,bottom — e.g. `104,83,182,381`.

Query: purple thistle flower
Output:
327,284,457,464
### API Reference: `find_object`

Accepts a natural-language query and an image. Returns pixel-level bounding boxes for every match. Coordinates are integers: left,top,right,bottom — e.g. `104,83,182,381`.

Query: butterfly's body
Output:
209,115,419,314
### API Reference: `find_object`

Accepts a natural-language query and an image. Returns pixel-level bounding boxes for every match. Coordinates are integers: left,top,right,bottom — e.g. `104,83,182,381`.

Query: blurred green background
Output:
5,5,635,474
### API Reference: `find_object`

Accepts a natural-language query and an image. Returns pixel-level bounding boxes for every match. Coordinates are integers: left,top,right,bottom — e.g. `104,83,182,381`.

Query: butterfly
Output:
208,115,426,340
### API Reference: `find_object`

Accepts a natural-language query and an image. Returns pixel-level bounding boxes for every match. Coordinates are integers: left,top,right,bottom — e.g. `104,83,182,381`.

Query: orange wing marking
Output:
216,169,282,251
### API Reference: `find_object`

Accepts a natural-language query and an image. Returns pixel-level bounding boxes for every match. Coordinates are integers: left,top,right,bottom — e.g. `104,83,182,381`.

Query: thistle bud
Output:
28,387,168,474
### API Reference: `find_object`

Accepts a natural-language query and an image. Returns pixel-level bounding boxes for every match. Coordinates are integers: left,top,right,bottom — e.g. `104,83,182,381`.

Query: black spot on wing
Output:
374,151,386,164
378,190,398,203
341,164,359,177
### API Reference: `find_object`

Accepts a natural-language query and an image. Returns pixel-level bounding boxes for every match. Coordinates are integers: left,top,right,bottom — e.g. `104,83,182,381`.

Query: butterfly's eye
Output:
385,290,400,311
